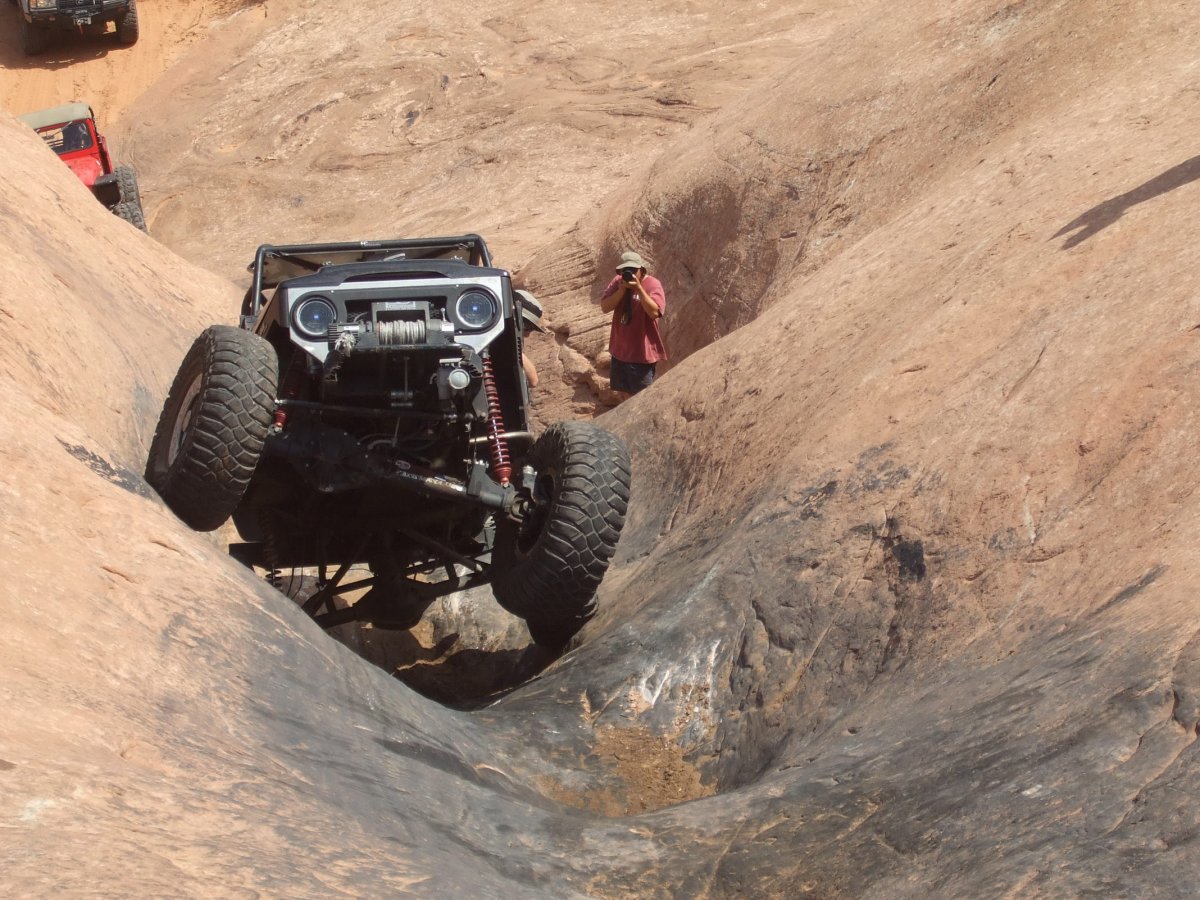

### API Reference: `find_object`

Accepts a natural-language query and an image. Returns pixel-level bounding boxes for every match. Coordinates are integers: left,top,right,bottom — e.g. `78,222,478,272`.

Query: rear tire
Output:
114,200,147,232
492,421,631,648
145,326,278,531
112,167,148,232
114,165,141,205
116,0,138,44
20,19,49,55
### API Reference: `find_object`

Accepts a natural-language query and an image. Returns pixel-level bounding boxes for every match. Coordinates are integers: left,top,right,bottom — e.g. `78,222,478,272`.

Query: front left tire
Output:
20,18,49,55
145,325,278,531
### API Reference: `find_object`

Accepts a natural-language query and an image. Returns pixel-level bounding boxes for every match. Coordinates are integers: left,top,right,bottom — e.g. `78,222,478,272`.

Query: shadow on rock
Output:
320,590,560,708
1053,154,1200,249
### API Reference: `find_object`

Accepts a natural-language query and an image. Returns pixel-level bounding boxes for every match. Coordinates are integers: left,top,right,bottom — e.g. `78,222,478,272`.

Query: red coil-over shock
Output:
481,351,512,485
273,353,307,431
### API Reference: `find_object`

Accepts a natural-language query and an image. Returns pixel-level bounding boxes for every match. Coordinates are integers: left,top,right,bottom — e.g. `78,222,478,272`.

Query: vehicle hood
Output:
64,155,103,188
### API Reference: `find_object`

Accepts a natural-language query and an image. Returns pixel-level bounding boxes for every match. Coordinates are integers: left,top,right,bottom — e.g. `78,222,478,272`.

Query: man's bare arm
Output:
600,283,627,313
632,277,663,319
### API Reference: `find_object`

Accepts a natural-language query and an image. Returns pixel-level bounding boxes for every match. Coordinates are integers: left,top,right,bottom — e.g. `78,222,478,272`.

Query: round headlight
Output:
454,290,498,330
294,296,336,338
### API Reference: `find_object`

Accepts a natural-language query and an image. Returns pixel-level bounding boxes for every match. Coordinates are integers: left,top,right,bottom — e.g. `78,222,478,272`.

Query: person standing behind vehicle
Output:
598,250,667,401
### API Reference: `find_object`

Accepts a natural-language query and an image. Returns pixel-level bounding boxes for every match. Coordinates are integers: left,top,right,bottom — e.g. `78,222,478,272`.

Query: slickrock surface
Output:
3,0,1199,894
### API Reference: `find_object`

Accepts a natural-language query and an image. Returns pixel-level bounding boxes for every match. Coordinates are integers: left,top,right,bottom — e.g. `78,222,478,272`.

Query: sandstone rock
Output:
5,0,1200,895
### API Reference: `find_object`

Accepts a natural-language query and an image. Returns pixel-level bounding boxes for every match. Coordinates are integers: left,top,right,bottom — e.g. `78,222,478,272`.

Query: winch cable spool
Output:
377,319,426,346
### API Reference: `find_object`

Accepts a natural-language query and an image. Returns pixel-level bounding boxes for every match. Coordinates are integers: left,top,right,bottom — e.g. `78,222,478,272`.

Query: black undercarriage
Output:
146,235,629,648
228,335,534,628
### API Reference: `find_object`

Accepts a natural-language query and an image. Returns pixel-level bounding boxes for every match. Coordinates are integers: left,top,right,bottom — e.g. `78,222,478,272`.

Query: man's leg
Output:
610,358,655,402
609,357,633,403
627,361,657,396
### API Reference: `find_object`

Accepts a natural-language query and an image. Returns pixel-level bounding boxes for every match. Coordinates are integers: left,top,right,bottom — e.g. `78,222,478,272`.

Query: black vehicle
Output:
16,0,138,55
145,234,631,648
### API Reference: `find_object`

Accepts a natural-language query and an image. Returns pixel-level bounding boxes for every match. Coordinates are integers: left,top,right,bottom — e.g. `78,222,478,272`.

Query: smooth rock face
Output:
4,0,1200,895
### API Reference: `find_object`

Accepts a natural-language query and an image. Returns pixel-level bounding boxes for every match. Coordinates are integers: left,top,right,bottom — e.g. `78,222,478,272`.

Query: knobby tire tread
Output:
146,325,277,531
116,0,138,43
20,19,49,55
114,200,147,232
493,421,631,648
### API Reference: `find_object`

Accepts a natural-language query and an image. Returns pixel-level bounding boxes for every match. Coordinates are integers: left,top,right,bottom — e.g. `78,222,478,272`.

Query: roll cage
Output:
243,234,495,324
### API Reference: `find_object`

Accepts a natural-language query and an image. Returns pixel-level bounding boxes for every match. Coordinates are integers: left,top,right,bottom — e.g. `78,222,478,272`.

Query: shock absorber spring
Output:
261,511,284,590
481,351,512,485
273,352,307,431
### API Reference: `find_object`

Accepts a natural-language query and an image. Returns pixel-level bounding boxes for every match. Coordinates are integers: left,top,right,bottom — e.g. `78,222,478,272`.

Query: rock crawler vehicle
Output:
145,234,632,647
14,0,139,55
18,102,147,232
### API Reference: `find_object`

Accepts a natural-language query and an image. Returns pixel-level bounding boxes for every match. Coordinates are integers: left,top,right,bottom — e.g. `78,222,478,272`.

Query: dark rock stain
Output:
798,480,838,519
57,439,153,498
1091,565,1168,617
889,540,927,581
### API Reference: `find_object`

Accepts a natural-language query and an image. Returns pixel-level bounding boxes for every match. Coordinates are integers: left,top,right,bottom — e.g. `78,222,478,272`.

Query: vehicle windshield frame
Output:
246,235,494,318
35,119,96,156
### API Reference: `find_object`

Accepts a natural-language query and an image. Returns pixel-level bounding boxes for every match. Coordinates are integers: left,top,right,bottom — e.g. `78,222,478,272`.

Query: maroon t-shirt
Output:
600,274,668,364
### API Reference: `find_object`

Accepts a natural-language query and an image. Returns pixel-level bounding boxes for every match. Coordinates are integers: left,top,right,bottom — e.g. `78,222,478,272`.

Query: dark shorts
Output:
610,357,657,394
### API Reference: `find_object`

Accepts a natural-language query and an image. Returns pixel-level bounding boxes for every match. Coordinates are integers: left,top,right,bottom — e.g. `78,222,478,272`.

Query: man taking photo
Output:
598,250,668,401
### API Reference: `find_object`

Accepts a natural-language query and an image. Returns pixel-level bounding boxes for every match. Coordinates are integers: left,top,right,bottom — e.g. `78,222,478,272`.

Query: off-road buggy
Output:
145,234,632,647
18,102,147,232
15,0,138,55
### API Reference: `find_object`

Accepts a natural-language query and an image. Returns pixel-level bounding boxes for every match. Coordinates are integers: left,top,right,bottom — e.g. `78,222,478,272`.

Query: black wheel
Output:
20,18,49,55
492,421,631,648
231,507,264,542
114,165,141,206
113,167,148,232
115,0,138,44
114,200,147,232
145,325,278,531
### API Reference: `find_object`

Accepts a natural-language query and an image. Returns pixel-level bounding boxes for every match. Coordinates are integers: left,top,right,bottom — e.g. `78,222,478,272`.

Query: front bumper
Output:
26,0,128,27
90,172,121,209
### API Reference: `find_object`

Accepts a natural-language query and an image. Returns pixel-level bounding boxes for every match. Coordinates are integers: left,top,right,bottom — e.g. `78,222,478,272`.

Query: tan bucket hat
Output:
615,250,646,272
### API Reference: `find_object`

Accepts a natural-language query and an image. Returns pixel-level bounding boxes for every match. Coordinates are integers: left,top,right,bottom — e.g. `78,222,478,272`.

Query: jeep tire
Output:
146,325,278,532
113,166,147,232
20,18,49,55
116,0,138,44
114,165,141,206
114,200,147,232
492,421,631,648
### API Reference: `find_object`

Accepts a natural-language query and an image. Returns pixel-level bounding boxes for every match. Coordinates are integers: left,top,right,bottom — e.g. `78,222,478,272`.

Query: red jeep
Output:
18,101,147,232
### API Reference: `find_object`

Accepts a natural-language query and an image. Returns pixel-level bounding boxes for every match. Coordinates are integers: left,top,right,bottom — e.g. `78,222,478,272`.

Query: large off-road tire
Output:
492,421,631,648
114,200,147,232
113,167,148,232
114,165,141,206
115,0,138,44
20,18,49,55
145,325,278,532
